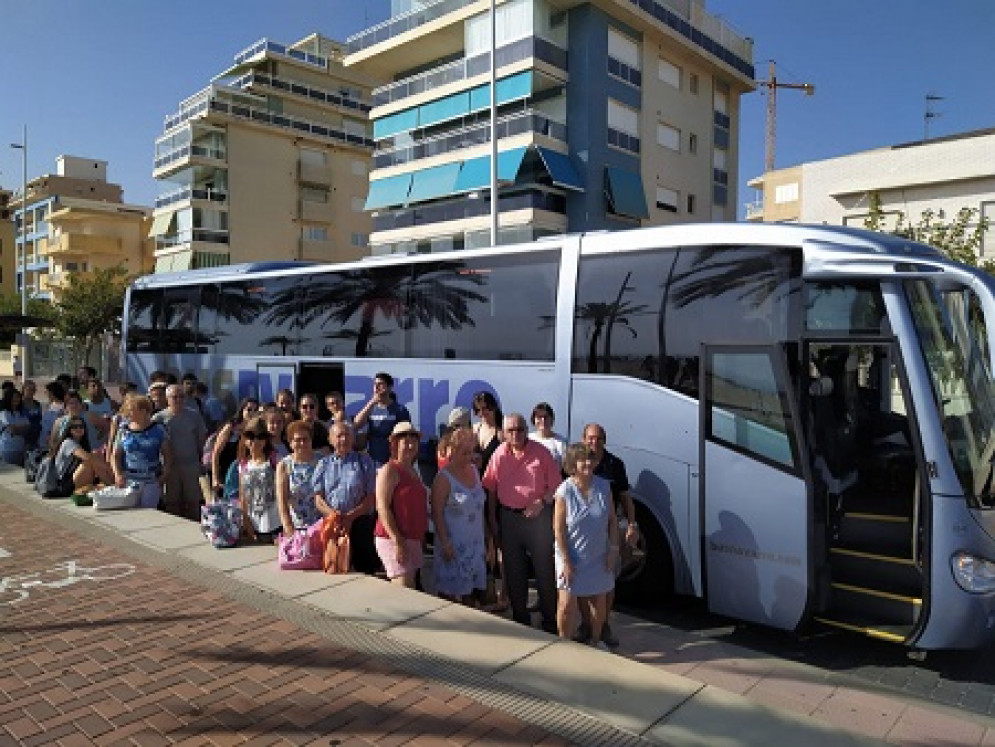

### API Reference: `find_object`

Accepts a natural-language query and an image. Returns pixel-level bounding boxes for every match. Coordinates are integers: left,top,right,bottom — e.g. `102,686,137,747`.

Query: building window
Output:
301,187,328,203
689,72,699,95
658,57,681,89
982,201,995,257
656,186,679,213
713,147,727,171
303,226,328,241
714,85,729,116
657,122,680,152
351,233,368,247
774,183,799,204
687,194,696,214
689,133,698,154
300,148,326,167
608,99,640,154
608,27,641,87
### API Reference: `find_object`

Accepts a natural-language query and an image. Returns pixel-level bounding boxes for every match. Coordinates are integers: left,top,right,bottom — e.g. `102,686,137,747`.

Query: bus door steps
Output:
825,580,921,628
812,614,912,644
836,510,912,558
829,546,921,594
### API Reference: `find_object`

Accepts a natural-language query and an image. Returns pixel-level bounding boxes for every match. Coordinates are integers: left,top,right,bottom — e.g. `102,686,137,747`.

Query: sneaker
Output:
591,640,609,651
601,624,620,649
572,624,591,643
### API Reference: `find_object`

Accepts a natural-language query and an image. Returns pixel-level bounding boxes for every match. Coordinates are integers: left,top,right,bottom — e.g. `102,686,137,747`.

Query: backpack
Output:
24,448,47,483
35,454,77,499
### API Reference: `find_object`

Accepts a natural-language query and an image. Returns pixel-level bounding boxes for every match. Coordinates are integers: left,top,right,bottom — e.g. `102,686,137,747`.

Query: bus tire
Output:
615,504,674,606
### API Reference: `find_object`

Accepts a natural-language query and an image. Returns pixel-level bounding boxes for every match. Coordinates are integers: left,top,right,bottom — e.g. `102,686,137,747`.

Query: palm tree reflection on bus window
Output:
573,272,649,374
267,263,488,358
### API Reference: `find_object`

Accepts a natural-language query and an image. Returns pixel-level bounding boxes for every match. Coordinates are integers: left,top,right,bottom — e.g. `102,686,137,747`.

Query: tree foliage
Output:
53,265,131,360
863,192,993,273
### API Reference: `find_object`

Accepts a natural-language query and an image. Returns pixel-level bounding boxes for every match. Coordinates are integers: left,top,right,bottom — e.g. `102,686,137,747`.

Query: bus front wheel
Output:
615,505,674,606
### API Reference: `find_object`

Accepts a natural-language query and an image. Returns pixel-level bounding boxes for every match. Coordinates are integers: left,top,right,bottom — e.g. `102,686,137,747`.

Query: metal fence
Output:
28,335,122,384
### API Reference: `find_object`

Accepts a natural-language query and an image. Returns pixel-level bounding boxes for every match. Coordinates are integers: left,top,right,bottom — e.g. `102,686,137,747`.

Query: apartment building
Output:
745,127,995,259
151,34,382,271
345,0,756,254
0,189,13,297
8,156,150,303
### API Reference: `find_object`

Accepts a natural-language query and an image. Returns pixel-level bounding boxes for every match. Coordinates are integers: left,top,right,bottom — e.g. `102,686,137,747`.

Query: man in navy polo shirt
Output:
353,372,411,467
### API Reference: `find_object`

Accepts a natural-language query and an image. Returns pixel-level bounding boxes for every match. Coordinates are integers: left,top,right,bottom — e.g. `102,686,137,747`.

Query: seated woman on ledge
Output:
55,416,115,490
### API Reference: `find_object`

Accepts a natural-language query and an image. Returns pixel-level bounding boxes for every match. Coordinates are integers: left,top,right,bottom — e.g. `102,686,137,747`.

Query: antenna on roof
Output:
924,92,943,140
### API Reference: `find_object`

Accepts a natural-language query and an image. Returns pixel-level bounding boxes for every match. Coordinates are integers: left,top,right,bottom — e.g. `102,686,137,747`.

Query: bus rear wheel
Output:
614,504,674,606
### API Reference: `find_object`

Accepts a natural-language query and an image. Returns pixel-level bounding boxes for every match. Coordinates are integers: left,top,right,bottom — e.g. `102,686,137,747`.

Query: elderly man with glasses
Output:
154,384,207,520
482,412,561,634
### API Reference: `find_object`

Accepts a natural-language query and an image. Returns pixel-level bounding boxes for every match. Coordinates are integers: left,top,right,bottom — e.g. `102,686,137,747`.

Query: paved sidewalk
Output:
0,469,885,745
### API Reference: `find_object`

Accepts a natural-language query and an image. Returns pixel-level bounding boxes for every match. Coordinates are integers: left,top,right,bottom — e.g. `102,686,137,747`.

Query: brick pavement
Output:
0,501,574,746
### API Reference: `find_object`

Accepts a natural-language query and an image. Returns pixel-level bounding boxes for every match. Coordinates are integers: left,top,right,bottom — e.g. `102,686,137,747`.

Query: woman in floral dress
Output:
276,420,321,533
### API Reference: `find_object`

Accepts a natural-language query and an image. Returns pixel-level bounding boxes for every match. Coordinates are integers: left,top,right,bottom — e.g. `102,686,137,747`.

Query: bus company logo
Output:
708,540,801,567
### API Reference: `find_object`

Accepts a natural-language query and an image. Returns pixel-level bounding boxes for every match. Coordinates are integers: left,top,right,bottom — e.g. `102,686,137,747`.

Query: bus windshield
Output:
907,279,995,504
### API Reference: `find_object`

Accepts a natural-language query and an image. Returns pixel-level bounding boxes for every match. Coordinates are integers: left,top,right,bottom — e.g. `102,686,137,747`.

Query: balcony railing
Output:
233,38,328,70
372,36,567,107
155,186,229,209
374,109,567,169
206,98,374,149
154,145,227,172
347,0,475,54
744,200,764,220
373,190,566,232
348,0,753,78
230,71,372,113
156,228,230,250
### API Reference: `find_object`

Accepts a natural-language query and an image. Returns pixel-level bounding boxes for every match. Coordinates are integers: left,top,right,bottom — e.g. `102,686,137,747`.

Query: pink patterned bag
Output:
277,522,324,570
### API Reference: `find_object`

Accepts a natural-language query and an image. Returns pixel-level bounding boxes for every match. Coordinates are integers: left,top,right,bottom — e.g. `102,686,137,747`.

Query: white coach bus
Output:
124,223,995,649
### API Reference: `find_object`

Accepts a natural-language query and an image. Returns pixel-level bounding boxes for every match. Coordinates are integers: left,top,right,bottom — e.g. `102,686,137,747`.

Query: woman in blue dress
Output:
553,442,620,647
112,395,172,509
431,428,488,603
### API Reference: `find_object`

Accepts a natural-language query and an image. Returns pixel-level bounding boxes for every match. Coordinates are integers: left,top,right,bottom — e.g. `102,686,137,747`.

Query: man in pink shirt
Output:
483,412,561,634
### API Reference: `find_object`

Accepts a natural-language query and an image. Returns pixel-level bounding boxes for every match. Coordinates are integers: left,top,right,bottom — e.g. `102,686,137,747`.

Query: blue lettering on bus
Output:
237,369,295,403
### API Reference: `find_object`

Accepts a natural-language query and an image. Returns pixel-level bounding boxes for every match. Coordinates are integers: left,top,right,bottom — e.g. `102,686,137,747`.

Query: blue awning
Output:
536,147,584,192
605,166,649,219
364,173,412,211
453,147,529,193
407,162,462,204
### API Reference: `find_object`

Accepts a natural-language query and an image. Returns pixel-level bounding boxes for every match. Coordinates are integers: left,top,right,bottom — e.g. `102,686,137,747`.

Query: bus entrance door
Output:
701,345,809,631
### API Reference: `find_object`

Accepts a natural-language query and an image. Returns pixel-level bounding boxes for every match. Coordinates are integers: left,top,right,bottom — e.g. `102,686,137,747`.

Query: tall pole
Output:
758,61,814,174
489,0,498,245
10,125,28,315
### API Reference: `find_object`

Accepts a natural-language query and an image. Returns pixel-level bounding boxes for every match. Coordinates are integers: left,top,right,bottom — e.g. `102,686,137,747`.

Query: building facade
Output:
0,189,13,297
346,0,755,254
9,156,150,303
151,34,382,271
745,128,995,259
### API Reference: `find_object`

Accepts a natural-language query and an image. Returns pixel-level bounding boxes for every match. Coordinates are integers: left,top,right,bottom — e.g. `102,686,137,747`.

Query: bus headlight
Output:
951,552,995,593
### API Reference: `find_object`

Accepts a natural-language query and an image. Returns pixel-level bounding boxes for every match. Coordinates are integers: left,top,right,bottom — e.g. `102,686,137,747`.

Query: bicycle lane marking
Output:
0,559,137,606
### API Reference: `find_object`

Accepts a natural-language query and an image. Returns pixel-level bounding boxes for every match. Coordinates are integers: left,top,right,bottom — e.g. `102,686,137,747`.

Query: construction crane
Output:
757,60,815,173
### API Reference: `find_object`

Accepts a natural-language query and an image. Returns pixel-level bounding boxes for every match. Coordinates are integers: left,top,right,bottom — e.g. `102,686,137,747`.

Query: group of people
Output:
10,366,639,649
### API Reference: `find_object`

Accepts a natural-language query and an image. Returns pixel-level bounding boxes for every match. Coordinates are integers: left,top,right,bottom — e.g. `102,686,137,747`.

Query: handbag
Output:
277,521,324,570
319,513,351,574
35,455,77,499
201,500,242,548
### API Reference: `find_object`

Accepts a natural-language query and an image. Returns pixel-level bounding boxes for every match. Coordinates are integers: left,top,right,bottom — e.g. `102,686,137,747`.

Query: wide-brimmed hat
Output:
446,406,471,429
389,421,422,440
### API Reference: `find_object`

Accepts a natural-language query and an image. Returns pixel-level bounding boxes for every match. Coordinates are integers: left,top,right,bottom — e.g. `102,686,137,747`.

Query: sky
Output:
1,0,994,218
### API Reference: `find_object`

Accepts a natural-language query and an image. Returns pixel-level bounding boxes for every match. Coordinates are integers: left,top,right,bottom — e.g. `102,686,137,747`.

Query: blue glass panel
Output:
373,108,419,139
605,167,649,219
418,92,470,128
407,162,463,204
536,148,584,192
495,71,532,103
364,173,413,211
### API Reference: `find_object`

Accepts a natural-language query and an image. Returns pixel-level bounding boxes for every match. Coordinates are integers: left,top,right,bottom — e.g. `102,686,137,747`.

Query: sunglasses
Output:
301,403,316,409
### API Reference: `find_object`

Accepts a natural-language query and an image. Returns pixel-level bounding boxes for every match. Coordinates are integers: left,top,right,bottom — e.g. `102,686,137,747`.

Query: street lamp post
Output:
489,0,498,246
10,125,28,316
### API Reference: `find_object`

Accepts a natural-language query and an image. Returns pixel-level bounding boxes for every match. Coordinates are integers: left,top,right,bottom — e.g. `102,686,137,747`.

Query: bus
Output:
123,223,995,650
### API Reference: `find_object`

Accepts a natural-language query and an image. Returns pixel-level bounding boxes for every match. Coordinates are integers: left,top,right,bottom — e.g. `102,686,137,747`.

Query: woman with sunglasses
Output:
211,397,259,494
471,391,503,474
55,416,115,490
237,416,280,543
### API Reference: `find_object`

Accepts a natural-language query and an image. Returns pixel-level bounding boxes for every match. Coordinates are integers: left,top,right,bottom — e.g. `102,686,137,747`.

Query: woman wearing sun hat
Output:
374,421,428,587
